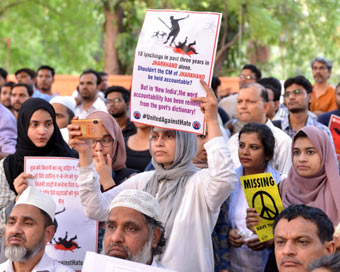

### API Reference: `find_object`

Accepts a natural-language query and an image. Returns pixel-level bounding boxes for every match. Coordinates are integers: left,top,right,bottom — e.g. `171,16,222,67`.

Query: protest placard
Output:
329,114,340,162
130,9,222,134
82,251,175,272
24,157,97,271
240,173,284,242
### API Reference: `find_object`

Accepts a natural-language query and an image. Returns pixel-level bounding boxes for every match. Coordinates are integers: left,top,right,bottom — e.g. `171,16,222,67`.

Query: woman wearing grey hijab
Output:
70,81,237,272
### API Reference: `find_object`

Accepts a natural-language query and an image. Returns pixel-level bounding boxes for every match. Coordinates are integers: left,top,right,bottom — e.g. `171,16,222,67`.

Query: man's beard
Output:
103,236,153,265
111,110,126,119
5,233,46,262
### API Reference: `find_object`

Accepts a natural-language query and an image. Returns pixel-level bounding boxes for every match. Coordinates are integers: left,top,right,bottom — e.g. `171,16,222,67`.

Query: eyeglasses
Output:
92,136,114,147
283,89,305,98
239,74,255,80
105,97,122,104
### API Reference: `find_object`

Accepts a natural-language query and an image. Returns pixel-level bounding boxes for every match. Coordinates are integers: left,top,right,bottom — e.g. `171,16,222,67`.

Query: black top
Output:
122,118,137,138
124,138,152,172
4,98,76,192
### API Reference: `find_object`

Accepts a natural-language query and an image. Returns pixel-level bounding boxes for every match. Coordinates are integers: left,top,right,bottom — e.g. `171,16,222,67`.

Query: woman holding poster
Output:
69,81,237,272
228,122,280,272
0,98,76,230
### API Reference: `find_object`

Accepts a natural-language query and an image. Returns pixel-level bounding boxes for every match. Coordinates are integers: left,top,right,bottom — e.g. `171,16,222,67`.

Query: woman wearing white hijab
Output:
69,81,237,272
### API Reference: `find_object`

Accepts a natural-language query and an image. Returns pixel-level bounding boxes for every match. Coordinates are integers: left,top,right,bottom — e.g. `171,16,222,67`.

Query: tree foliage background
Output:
0,0,340,83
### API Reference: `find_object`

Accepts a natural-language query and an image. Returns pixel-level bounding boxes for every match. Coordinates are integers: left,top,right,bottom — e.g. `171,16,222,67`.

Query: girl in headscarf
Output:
86,111,137,191
281,126,340,226
69,81,237,272
0,98,76,226
246,126,340,271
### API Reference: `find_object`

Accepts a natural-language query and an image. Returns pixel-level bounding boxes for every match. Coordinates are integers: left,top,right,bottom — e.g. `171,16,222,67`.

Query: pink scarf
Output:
87,111,126,170
282,126,340,226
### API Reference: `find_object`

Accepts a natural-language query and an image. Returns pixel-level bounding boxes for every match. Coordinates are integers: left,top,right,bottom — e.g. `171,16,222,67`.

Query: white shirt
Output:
75,96,107,119
76,137,236,272
0,252,74,272
226,119,292,175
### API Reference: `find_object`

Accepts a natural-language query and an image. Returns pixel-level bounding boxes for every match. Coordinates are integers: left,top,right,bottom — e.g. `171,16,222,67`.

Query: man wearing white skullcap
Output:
103,189,166,268
0,186,74,272
49,96,76,129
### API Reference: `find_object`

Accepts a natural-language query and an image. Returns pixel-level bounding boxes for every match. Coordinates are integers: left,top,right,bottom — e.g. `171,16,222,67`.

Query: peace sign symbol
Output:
252,191,279,220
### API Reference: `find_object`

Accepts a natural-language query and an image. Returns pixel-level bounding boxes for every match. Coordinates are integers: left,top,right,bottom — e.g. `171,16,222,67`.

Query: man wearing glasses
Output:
219,64,261,134
310,57,337,116
278,75,332,139
105,86,136,138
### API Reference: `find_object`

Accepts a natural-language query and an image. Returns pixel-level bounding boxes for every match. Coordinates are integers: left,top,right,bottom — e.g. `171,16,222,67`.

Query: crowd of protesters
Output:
0,57,340,272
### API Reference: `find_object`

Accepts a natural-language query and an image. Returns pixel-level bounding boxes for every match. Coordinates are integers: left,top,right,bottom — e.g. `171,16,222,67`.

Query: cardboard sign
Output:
130,9,222,134
328,114,340,162
240,173,284,242
24,157,97,271
82,251,175,272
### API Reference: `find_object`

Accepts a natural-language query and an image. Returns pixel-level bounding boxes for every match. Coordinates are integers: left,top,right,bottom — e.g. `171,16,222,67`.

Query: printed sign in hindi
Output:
240,173,284,242
131,9,222,134
24,157,97,271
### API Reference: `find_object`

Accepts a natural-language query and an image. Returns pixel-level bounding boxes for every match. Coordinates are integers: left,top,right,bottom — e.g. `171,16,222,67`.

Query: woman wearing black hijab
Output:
0,98,76,226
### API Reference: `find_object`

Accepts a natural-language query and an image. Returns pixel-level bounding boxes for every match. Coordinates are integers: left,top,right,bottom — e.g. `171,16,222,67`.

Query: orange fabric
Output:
310,85,337,113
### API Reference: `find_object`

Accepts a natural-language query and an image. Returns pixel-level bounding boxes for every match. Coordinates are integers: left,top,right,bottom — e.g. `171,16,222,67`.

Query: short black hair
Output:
0,68,8,80
240,82,268,102
15,68,37,79
98,71,108,77
11,83,33,96
258,77,282,101
37,65,55,77
211,76,221,92
311,57,332,71
273,204,334,244
0,81,15,93
239,122,275,162
308,253,340,272
80,69,102,86
242,64,262,80
104,86,130,103
336,82,340,90
284,75,313,94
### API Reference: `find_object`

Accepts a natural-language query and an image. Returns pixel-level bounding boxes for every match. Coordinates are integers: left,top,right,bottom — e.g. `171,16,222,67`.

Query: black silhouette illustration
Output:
162,14,189,46
54,231,81,251
175,37,198,55
251,191,279,220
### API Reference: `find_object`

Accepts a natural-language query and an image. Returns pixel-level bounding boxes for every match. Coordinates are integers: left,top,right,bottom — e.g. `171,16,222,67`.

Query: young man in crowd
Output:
11,83,33,119
15,68,51,101
36,65,56,99
75,69,107,119
275,76,332,139
104,86,136,137
0,82,14,110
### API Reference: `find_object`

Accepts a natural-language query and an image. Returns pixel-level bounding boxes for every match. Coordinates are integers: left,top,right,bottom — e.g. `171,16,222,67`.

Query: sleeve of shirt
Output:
0,160,16,228
77,163,140,221
199,136,237,213
212,201,231,270
0,106,17,154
